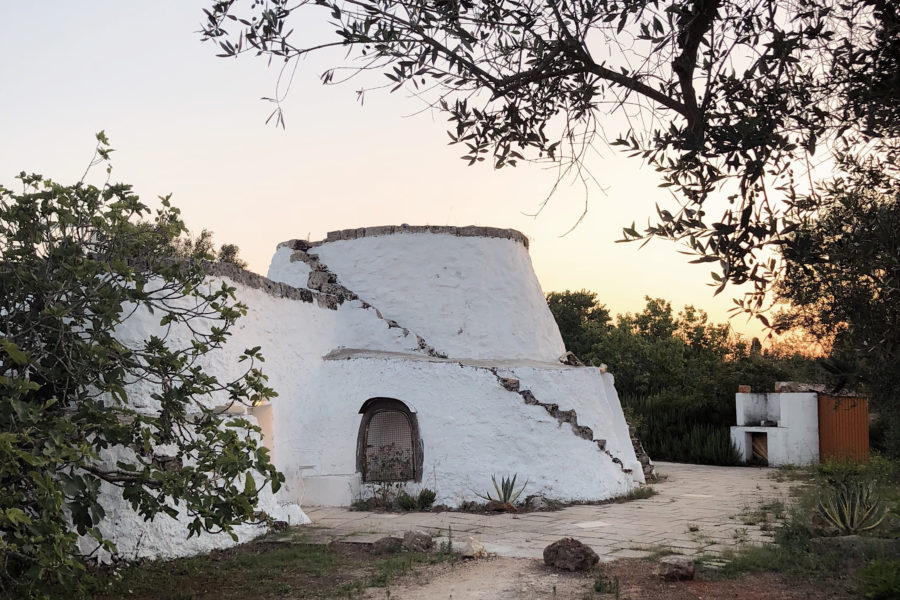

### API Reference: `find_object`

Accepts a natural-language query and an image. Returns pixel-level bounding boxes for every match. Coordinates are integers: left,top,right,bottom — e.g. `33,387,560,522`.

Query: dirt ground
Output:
97,540,860,600
361,557,858,600
361,556,589,599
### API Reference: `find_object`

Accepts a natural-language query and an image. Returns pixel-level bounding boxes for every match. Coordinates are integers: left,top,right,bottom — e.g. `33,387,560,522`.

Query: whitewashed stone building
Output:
103,225,642,559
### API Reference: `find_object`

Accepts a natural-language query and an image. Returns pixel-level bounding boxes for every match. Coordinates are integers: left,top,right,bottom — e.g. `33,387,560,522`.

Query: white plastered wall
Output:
94,275,422,560
777,392,820,464
281,357,637,506
295,233,567,362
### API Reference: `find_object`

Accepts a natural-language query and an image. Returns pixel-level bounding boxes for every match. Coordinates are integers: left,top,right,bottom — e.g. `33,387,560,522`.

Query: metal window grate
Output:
364,410,414,482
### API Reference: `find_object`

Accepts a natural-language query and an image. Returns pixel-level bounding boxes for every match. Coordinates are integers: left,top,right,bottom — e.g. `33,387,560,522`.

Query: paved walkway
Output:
300,463,795,560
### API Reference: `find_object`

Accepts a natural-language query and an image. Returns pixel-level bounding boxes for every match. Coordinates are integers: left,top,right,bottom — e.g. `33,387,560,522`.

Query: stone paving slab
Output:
300,462,794,560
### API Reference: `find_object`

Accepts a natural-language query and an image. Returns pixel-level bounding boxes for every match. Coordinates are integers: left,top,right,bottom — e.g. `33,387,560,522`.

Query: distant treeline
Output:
546,291,827,465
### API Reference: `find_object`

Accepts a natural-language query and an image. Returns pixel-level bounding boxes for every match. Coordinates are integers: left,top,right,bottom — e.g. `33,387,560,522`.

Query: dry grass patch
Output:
92,538,454,600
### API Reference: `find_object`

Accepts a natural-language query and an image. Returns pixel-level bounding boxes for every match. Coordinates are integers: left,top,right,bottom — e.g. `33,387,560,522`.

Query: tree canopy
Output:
201,0,899,311
774,157,900,453
172,228,249,269
0,135,281,598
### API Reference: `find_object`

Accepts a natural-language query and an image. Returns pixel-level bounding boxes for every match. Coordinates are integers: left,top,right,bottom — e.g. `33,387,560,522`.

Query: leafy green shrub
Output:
817,460,873,487
416,488,436,510
816,481,887,535
545,293,825,466
861,560,900,600
683,424,742,465
0,135,282,599
396,490,418,511
816,455,899,489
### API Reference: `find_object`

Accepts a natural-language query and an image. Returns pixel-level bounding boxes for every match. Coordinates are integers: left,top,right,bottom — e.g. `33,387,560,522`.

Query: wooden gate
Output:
817,395,869,462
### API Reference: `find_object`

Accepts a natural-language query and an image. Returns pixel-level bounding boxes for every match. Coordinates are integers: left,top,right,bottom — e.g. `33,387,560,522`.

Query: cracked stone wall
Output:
313,224,530,248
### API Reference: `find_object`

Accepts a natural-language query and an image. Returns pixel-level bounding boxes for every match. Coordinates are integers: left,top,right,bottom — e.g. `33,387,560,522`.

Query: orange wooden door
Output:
817,395,869,462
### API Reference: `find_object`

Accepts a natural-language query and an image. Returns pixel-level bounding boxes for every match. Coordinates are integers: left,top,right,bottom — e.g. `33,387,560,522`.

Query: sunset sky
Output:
1,2,771,339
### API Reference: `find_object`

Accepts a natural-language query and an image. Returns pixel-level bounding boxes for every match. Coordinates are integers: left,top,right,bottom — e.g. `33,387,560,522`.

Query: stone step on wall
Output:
204,260,338,309
493,373,633,476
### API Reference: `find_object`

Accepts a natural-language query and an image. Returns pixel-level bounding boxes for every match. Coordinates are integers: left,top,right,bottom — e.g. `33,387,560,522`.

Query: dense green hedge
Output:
548,292,825,465
622,393,741,465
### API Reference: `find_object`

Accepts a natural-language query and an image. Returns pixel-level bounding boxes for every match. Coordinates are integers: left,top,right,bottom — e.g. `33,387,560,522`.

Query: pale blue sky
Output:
0,1,768,338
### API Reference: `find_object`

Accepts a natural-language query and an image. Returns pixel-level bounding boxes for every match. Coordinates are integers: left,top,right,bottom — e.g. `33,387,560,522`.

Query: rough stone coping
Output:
323,348,581,370
203,260,319,304
278,225,529,251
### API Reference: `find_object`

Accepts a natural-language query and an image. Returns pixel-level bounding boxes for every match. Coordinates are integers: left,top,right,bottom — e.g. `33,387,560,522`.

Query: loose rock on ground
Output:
543,538,599,572
402,530,434,553
460,536,488,559
658,556,695,581
371,536,403,555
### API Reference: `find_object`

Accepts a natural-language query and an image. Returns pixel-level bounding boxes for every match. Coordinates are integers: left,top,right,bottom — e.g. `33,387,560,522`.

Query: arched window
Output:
357,398,422,482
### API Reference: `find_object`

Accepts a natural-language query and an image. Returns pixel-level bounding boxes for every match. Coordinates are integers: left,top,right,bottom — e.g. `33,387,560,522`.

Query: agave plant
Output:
816,480,887,535
475,474,529,504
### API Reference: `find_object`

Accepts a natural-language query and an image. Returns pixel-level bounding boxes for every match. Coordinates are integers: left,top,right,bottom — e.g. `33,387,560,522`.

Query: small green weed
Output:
731,527,749,544
593,574,619,595
771,465,809,483
690,530,714,547
861,560,900,600
631,545,682,561
762,499,786,519
618,485,656,502
368,554,427,587
580,568,620,599
396,490,418,511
